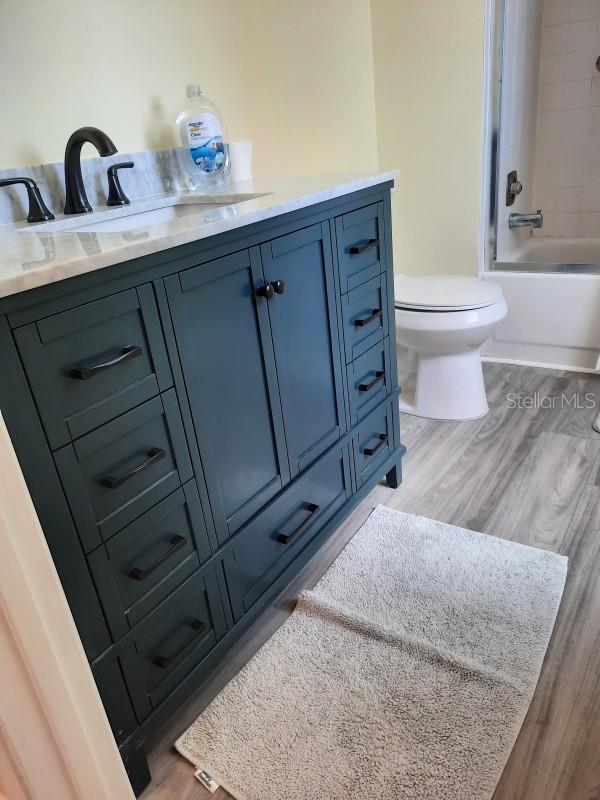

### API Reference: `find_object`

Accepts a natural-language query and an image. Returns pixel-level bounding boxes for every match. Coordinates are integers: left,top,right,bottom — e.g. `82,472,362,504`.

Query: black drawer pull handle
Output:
100,447,166,489
276,502,320,545
128,535,187,581
354,308,382,327
153,619,207,670
349,238,379,255
272,279,285,294
364,433,388,457
358,370,385,393
69,344,142,380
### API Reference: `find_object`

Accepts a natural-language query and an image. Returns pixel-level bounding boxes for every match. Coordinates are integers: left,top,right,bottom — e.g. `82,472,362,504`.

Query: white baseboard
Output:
481,355,599,374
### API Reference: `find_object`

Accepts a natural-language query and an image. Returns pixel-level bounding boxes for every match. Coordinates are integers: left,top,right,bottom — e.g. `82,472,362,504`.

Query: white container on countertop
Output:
229,140,253,183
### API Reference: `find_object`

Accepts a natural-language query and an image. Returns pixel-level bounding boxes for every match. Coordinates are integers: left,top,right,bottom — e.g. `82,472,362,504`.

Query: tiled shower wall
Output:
533,0,600,236
496,0,544,260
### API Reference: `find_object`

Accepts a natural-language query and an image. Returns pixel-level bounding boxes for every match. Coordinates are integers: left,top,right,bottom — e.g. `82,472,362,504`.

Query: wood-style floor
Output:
142,363,600,800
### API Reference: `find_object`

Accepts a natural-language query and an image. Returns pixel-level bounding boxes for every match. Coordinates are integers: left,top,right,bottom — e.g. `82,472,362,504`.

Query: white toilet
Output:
394,275,507,420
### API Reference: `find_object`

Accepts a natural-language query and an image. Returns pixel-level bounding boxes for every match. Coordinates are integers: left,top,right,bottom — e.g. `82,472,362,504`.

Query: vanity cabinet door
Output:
164,248,289,543
260,222,346,477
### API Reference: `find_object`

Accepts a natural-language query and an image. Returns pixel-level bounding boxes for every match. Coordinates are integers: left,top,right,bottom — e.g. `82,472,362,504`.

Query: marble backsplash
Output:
0,148,187,225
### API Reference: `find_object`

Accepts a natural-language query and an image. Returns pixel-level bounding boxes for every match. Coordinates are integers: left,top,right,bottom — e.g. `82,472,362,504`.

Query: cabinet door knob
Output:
272,280,285,295
255,283,274,300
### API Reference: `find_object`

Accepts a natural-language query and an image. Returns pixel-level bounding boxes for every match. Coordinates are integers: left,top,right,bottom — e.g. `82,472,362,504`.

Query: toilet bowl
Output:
394,275,507,420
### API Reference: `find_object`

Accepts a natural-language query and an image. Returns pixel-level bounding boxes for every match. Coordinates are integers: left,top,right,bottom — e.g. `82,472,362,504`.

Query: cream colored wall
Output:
1,1,488,267
371,0,486,276
0,0,378,176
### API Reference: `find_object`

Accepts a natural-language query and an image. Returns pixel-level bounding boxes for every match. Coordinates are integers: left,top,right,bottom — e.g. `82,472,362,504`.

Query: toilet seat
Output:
394,275,504,312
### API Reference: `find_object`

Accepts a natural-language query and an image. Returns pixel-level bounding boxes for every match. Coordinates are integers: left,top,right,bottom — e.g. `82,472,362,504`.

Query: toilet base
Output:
399,348,489,421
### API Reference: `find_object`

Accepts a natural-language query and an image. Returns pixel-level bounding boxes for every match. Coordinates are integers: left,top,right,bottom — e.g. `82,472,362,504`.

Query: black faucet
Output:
63,127,117,215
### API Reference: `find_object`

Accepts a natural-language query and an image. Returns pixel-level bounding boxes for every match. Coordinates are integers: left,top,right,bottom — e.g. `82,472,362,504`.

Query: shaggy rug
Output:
176,505,567,800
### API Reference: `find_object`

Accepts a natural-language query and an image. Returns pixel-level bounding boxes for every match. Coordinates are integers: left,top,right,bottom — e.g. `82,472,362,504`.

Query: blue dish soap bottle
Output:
175,84,230,190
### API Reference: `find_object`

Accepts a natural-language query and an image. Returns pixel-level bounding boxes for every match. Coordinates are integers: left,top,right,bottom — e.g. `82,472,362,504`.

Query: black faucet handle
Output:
107,161,134,176
106,161,134,206
0,177,55,223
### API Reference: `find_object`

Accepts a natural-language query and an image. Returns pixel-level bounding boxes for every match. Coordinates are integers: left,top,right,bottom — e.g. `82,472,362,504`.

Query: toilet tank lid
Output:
394,275,504,311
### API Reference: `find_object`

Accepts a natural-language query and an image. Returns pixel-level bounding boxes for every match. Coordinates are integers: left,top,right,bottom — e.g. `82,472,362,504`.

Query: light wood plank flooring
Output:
142,363,600,800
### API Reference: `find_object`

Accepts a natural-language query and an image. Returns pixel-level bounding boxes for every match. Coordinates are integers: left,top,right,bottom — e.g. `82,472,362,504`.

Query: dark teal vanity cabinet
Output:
0,182,405,794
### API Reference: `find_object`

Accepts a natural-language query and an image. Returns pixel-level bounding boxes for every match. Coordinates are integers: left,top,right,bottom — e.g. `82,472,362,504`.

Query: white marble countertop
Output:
0,171,396,300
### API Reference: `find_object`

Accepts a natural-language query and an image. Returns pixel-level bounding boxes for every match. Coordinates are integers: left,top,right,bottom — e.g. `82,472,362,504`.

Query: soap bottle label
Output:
186,114,226,173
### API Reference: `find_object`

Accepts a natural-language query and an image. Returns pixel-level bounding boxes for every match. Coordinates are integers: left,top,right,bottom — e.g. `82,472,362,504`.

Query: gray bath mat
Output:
176,505,567,800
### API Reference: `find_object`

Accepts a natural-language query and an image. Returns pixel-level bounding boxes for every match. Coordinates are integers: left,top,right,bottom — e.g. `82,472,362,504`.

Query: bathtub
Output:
484,237,600,371
497,236,600,274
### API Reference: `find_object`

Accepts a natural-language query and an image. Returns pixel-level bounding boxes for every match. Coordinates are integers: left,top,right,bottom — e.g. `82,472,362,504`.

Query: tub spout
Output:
509,210,543,229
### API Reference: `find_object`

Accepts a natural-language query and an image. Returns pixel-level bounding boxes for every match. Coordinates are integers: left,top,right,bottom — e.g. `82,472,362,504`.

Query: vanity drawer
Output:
88,481,212,639
54,390,192,551
335,202,385,293
353,398,395,487
14,286,172,450
120,566,227,721
347,338,392,426
224,443,352,619
341,273,389,363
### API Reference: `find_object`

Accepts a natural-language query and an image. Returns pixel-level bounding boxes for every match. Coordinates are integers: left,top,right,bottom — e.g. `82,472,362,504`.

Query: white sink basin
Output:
20,193,270,235
68,201,236,233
